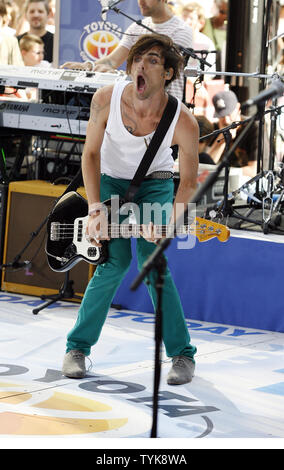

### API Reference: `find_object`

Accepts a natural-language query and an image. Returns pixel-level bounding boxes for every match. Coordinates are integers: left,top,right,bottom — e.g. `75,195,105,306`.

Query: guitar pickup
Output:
87,247,98,258
77,220,83,242
50,222,60,241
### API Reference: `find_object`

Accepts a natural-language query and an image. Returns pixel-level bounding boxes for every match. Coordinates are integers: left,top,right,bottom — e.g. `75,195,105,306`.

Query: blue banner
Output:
56,0,142,69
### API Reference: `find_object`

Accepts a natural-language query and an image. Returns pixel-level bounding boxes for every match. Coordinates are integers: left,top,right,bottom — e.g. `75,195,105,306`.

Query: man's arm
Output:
171,104,199,223
82,85,113,245
61,45,129,71
81,86,111,204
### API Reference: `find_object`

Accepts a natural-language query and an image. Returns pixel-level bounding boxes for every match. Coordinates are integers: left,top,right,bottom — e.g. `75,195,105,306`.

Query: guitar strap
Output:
59,94,178,202
123,94,178,203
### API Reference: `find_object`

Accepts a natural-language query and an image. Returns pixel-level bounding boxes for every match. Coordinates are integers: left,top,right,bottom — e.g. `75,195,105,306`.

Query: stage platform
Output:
113,227,284,334
0,292,283,448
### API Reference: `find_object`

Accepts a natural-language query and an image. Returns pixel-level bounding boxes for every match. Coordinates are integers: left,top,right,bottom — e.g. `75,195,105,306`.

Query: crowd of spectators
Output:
0,0,282,176
0,0,54,66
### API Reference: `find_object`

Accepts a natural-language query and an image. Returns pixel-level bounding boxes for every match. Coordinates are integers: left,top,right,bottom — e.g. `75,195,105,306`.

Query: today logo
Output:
0,379,152,437
79,21,122,62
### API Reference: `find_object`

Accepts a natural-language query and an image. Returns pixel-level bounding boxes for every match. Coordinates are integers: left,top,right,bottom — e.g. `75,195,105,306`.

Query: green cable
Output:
1,148,6,167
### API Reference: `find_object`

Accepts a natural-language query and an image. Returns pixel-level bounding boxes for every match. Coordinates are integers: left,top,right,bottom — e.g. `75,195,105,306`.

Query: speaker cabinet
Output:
1,180,94,299
0,183,8,271
225,0,266,104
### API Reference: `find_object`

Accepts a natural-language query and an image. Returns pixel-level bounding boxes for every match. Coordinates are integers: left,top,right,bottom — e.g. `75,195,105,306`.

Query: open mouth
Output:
137,75,146,93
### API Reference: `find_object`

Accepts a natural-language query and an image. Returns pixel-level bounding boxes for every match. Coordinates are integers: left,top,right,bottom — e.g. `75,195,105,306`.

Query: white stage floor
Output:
0,292,283,449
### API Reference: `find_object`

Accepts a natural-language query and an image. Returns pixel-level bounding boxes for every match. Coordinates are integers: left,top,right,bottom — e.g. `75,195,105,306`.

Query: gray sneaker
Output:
167,355,195,385
62,349,86,378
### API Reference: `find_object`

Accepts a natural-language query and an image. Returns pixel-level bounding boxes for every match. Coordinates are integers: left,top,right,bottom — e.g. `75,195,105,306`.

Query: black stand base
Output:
32,271,82,315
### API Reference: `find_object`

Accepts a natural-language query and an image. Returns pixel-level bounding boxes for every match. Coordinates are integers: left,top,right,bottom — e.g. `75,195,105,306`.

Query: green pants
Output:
66,174,196,361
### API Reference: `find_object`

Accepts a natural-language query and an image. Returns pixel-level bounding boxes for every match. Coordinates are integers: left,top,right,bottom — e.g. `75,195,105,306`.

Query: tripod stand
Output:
207,103,284,233
32,270,82,315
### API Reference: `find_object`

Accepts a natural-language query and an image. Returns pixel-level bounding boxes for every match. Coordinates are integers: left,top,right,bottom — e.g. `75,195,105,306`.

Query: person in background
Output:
19,33,45,66
1,0,16,35
19,33,51,68
0,2,23,65
17,0,53,64
207,90,259,177
179,2,216,78
62,0,193,103
177,2,216,119
46,0,55,33
201,0,228,71
19,33,49,100
195,115,215,164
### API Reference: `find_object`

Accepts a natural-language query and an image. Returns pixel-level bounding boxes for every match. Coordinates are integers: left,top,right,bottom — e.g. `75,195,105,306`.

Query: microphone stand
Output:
131,111,258,438
199,117,253,220
0,167,84,310
102,5,211,104
31,168,84,315
217,129,233,218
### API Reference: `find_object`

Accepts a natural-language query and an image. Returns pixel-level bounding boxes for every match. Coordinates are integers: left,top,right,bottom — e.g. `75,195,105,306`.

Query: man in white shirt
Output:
61,33,199,385
62,0,193,102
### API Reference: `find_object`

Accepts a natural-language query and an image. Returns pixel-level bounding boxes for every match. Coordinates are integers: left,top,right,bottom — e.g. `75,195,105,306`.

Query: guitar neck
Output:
108,224,188,237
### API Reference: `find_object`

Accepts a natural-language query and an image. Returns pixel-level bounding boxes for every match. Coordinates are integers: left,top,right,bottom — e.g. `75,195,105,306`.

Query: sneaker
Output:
167,355,195,385
62,349,86,378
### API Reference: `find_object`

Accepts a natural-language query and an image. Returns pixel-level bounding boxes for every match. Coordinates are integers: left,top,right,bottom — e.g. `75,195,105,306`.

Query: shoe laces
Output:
173,356,187,368
70,350,93,372
71,350,85,360
86,356,93,372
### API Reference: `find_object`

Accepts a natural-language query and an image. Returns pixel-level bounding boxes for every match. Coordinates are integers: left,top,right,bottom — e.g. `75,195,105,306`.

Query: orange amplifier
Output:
1,180,94,300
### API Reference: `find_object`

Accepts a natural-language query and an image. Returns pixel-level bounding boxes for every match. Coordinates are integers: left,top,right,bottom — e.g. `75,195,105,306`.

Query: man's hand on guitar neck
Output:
140,222,164,245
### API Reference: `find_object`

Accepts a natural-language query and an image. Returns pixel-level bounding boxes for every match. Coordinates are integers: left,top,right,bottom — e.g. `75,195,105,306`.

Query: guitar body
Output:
46,191,230,272
46,191,108,272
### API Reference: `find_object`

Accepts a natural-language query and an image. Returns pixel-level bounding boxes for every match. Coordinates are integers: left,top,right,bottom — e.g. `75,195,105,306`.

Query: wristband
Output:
88,202,105,216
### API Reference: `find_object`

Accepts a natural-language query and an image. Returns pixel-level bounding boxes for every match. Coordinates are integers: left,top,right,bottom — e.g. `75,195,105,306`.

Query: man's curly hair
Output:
126,33,184,87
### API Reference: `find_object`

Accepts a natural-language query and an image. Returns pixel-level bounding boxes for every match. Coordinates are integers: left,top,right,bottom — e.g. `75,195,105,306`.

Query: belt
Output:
145,171,174,180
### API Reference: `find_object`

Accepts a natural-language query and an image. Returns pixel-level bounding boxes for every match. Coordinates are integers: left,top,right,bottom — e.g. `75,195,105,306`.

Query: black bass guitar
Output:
46,191,230,272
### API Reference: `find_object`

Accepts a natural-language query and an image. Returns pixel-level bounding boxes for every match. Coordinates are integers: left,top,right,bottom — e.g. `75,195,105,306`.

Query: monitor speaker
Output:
1,180,94,299
225,0,267,104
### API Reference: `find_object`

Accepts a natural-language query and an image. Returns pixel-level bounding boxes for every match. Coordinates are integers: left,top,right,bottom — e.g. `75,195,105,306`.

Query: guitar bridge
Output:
50,222,60,241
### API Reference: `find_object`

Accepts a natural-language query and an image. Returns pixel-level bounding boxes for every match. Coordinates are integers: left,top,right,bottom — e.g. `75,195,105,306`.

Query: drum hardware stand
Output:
199,116,257,219
185,65,284,233
217,103,284,233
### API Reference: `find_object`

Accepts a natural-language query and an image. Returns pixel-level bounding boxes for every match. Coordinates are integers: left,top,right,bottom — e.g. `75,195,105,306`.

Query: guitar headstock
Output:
194,217,230,242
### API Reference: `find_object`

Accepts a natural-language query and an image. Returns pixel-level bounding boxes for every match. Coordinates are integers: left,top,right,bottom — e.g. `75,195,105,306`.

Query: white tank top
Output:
100,81,181,179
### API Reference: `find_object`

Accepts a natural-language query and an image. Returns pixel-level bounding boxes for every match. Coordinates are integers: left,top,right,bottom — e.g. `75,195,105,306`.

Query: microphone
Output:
101,0,125,13
241,79,284,109
185,66,199,77
0,260,31,269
